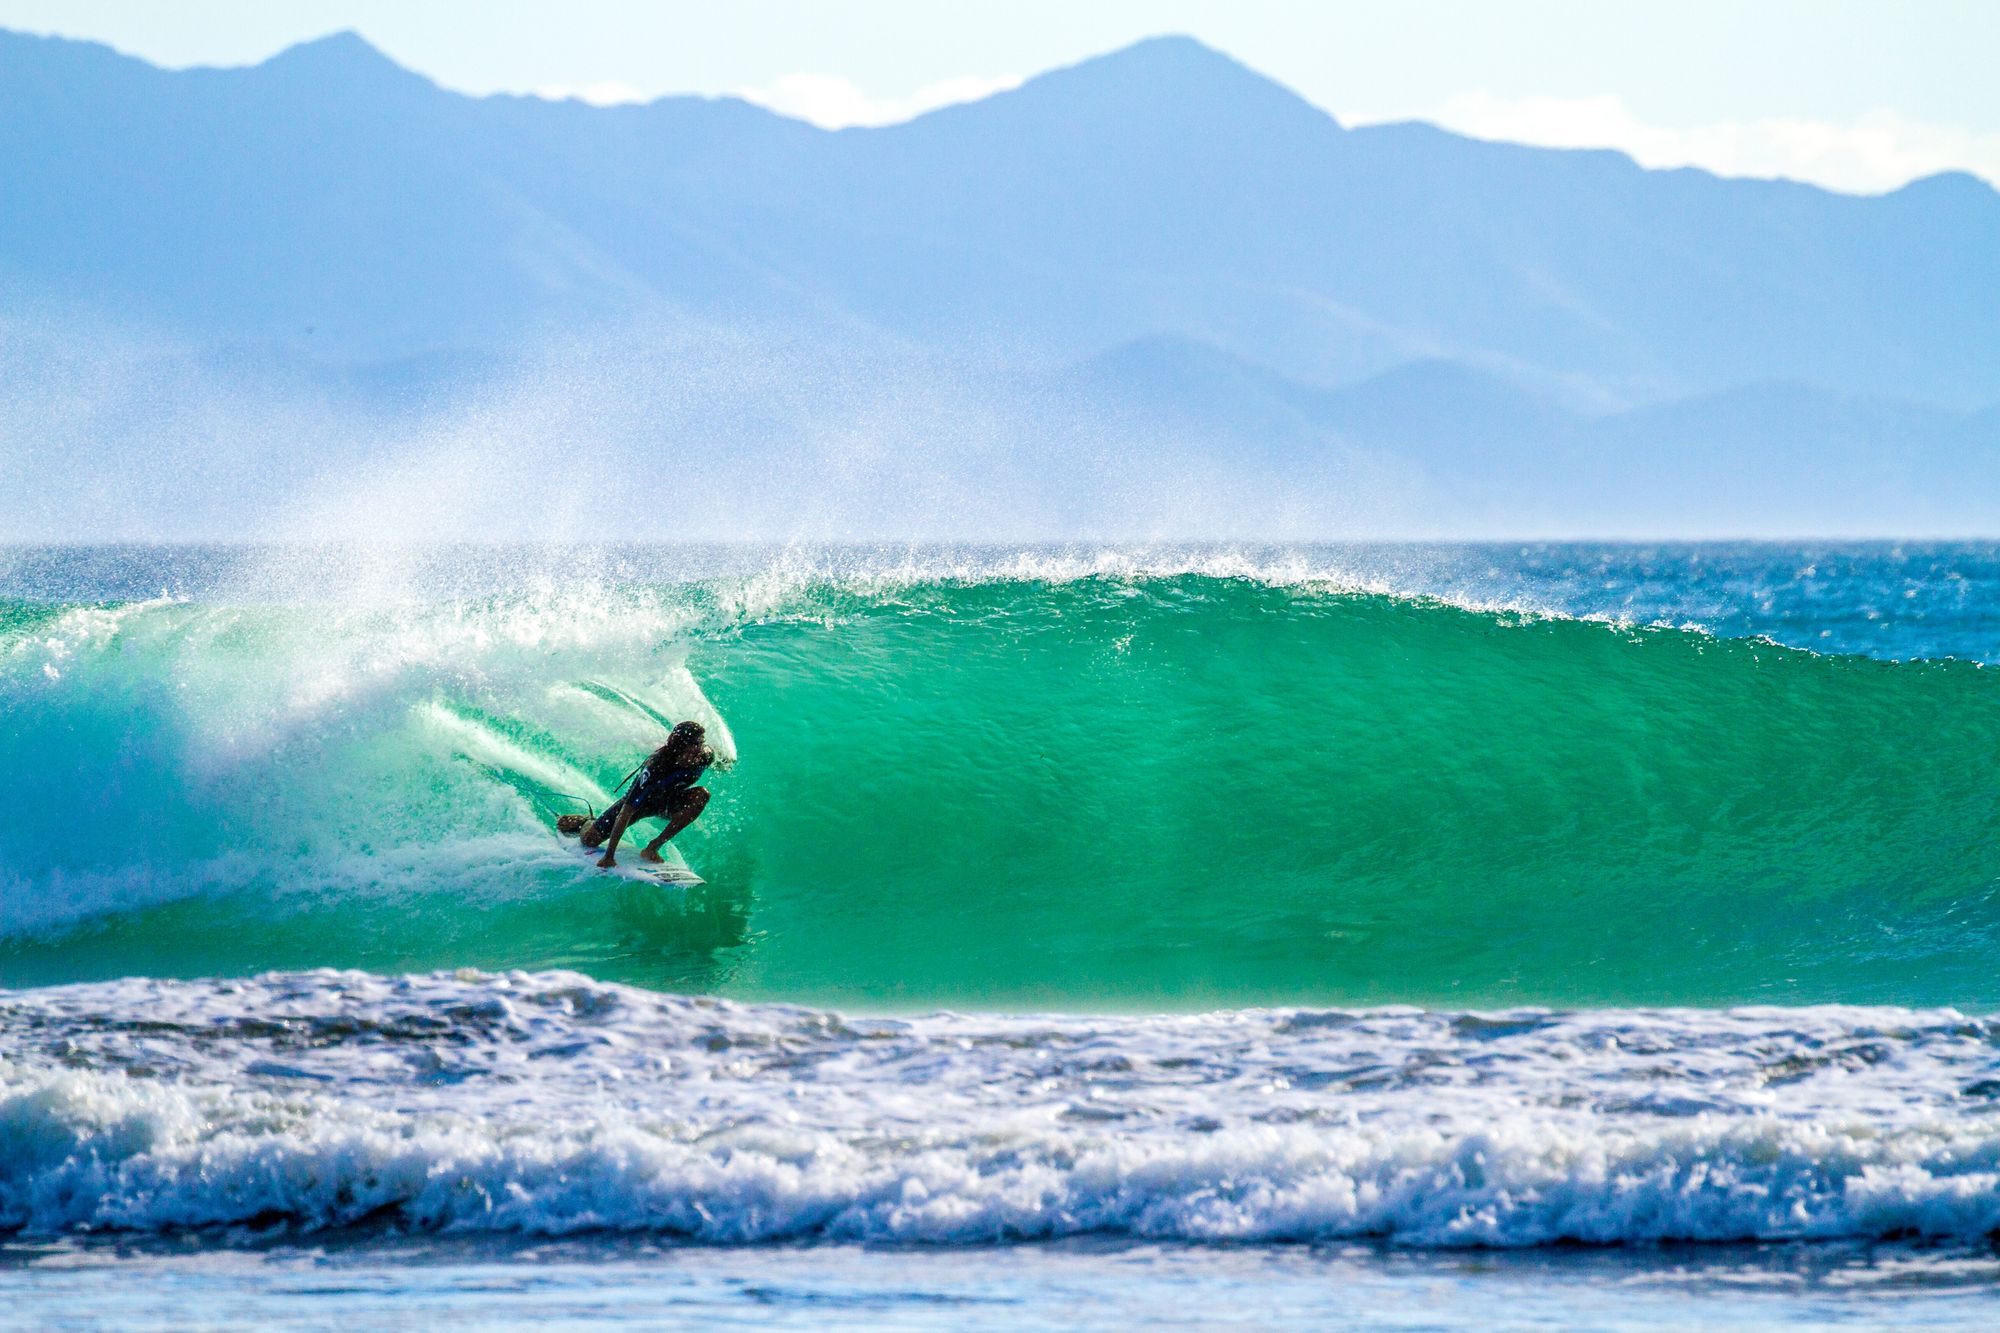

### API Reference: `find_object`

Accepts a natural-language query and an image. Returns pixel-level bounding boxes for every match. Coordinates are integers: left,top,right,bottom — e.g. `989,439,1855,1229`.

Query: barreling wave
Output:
5,567,2000,1007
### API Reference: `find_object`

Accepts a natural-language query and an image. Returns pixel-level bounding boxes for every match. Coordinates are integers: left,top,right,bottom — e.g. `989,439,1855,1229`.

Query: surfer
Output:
563,721,723,869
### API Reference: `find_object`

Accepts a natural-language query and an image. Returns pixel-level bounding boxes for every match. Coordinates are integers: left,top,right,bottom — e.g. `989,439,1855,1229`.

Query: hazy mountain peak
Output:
267,29,382,60
1890,169,1998,201
940,32,1340,135
0,25,160,82
1078,33,1254,78
255,28,426,87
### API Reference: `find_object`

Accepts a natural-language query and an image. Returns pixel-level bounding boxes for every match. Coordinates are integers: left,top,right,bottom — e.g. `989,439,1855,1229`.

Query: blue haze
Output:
2,28,1997,538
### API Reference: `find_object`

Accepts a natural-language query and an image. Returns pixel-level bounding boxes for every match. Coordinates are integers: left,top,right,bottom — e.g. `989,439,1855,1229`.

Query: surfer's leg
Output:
640,787,708,862
579,797,627,848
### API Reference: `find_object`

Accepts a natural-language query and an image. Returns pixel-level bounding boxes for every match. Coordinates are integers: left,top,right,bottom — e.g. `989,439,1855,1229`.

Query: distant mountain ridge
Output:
5,27,1997,406
1063,335,1999,535
1,27,1997,539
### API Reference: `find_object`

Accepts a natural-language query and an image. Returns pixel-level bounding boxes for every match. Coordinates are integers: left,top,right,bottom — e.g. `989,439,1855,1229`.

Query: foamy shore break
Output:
2,970,1998,1245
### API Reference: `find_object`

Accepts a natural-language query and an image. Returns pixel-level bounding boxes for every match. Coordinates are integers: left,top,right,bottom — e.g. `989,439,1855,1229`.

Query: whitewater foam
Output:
1,970,1998,1245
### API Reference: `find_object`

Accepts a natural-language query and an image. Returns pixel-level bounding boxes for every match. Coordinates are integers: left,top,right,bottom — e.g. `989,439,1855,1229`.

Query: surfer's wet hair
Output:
652,721,709,767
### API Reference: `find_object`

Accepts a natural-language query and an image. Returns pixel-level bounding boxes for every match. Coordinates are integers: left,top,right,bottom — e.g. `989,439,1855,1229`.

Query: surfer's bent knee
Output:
580,799,624,847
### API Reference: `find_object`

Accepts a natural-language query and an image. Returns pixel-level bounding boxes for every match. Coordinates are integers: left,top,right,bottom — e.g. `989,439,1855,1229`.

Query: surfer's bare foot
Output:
596,853,616,869
640,847,665,864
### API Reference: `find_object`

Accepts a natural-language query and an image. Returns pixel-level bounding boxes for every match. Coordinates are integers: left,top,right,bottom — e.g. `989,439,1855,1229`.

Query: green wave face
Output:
5,577,1999,1008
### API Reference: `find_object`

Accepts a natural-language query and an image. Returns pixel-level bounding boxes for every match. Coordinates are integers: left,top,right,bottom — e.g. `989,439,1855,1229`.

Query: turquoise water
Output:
7,542,2000,1326
6,543,2000,1007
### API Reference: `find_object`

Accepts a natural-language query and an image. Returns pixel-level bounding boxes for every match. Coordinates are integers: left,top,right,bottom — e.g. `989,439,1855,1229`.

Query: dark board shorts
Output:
587,784,703,841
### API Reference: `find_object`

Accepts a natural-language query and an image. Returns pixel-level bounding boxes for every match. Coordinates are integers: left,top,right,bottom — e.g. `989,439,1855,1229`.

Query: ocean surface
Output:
5,541,2000,1326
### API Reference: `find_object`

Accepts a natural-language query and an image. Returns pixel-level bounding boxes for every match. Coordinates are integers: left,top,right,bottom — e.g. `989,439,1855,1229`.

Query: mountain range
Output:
2,27,1996,538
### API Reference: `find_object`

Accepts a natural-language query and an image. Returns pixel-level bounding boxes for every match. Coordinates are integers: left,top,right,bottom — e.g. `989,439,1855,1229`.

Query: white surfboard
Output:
562,835,705,887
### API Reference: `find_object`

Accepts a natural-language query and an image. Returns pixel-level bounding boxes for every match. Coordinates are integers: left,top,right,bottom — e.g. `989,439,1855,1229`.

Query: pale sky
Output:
3,0,1995,194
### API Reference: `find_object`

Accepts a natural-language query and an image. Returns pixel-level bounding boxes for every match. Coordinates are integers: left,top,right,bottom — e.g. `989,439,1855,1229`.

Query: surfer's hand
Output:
596,853,616,869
